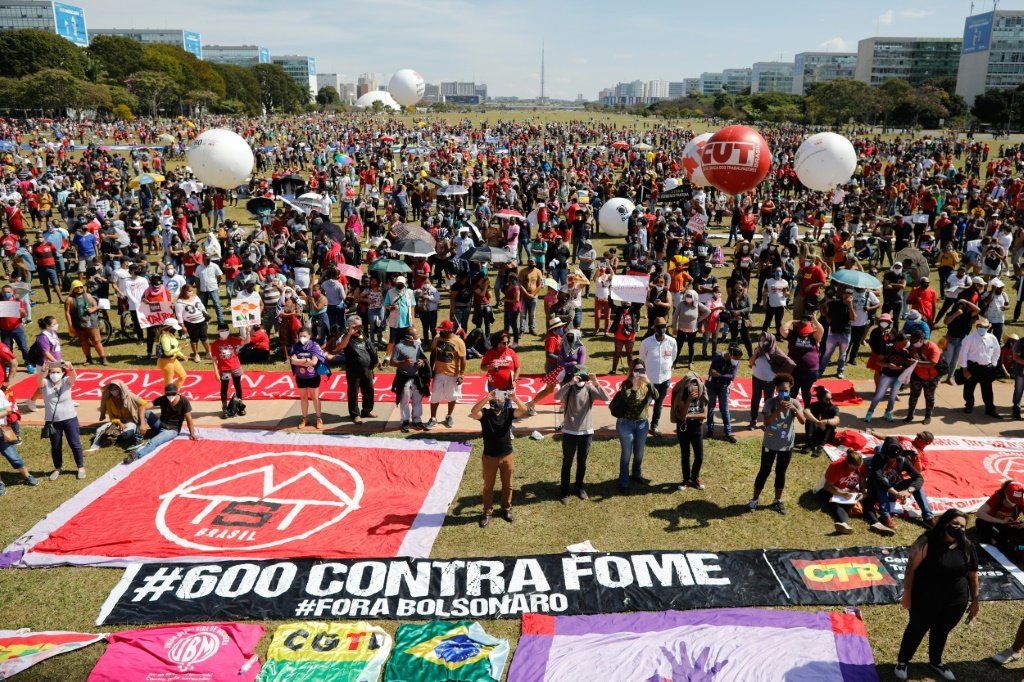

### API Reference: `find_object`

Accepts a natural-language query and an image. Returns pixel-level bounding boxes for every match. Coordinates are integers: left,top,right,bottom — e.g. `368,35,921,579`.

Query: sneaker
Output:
444,415,454,428
929,663,956,681
22,401,37,412
576,488,588,501
401,421,411,433
424,418,437,431
871,521,896,536
835,521,854,534
724,434,737,444
648,429,661,438
76,469,86,480
479,513,491,528
902,414,914,423
48,469,59,481
883,411,894,422
923,415,933,425
559,495,570,505
526,403,537,417
748,421,757,431
837,370,845,379
770,500,787,515
690,478,705,490
863,412,873,423
24,475,37,486
893,662,908,680
812,446,823,458
992,647,1021,664
630,475,651,485
746,499,758,512
502,508,515,523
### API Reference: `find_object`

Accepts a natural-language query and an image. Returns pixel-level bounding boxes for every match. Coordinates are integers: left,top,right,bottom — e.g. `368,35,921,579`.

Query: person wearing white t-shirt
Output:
982,278,1010,342
195,261,224,325
847,288,880,366
639,318,677,437
760,268,790,335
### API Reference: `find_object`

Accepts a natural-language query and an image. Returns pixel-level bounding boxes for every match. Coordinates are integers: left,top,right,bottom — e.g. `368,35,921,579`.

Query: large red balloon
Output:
699,125,771,195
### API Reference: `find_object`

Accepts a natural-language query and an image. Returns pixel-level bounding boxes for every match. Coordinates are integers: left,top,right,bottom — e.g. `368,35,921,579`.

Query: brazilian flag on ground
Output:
257,621,392,682
384,621,509,681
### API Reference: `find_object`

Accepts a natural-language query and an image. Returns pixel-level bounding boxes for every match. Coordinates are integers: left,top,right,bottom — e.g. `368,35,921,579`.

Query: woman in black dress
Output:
894,509,979,681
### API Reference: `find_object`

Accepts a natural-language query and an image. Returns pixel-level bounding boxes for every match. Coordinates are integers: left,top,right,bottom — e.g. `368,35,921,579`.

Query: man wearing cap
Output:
959,318,1003,418
336,315,378,424
426,320,466,429
518,258,543,336
123,383,198,464
902,309,930,341
981,277,1010,342
882,262,906,322
64,278,106,365
975,481,1024,552
639,317,677,437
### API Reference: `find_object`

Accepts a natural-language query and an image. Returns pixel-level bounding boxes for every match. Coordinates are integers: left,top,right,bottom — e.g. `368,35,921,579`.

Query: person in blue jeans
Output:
122,383,199,463
614,359,657,493
705,344,741,443
866,437,926,535
818,288,855,379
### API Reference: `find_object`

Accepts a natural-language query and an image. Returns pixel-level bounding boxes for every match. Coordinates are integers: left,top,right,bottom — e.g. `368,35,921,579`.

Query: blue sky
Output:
81,0,1013,99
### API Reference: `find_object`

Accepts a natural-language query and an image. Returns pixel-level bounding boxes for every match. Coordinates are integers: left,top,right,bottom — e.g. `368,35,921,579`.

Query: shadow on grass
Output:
650,499,749,532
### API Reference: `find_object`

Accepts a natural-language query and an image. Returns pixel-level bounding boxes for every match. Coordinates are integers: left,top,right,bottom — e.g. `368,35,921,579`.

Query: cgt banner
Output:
96,545,1024,626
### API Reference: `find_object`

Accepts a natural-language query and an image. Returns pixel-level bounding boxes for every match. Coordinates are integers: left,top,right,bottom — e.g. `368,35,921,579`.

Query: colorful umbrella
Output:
338,264,363,280
494,209,524,220
369,258,412,274
611,141,630,150
128,173,165,188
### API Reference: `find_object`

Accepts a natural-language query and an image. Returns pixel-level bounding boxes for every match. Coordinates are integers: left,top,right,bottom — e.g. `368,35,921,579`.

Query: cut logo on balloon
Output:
701,141,761,170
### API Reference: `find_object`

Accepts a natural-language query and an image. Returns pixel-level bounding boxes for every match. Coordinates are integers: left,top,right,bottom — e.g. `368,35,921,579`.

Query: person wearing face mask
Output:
671,371,709,491
527,324,585,416
821,449,867,534
864,333,913,423
210,323,245,420
613,359,658,492
705,345,740,444
277,287,303,361
122,383,199,464
40,360,85,480
469,387,530,528
903,330,943,425
638,317,677,437
724,283,753,358
958,319,1003,419
893,509,978,681
670,288,708,368
0,284,29,367
793,256,826,320
554,365,609,504
87,380,147,452
803,385,840,457
162,264,185,300
390,328,429,433
174,285,209,363
818,287,856,380
64,279,107,366
866,437,926,535
383,275,416,369
846,286,880,368
645,274,671,327
142,274,173,358
290,326,327,430
761,266,790,336
748,373,804,515
24,316,62,412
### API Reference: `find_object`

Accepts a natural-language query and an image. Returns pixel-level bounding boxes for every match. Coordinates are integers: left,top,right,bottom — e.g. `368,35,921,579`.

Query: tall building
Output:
0,1,87,46
316,72,342,95
422,83,441,104
699,72,723,95
356,73,377,99
645,80,669,101
855,37,962,86
723,68,753,94
668,82,686,98
792,52,857,94
956,10,1024,106
90,28,202,58
683,78,701,96
272,54,316,98
751,62,794,94
203,45,269,67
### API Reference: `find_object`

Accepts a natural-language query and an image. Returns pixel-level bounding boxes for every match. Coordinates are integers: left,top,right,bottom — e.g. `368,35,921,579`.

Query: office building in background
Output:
203,45,270,67
956,10,1024,106
0,0,87,46
855,36,962,86
792,52,858,94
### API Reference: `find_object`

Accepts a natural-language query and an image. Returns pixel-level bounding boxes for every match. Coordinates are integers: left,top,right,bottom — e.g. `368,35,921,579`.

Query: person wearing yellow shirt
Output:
86,380,149,452
156,319,188,389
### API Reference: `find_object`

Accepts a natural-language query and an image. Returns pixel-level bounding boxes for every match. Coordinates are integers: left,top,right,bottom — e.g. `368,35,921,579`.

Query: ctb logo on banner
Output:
790,556,896,592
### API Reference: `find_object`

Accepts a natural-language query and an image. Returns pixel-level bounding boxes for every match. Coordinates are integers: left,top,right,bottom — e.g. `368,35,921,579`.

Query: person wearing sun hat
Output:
155,318,188,389
63,278,107,365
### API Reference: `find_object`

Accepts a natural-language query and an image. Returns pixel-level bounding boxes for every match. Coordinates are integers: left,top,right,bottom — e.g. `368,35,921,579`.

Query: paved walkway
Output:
16,373,1022,441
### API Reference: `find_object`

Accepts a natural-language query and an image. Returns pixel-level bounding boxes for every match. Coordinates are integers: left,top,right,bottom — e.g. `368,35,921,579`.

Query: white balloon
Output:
354,91,402,110
794,132,858,192
186,129,254,189
663,177,679,191
598,198,636,237
388,69,425,107
681,132,712,187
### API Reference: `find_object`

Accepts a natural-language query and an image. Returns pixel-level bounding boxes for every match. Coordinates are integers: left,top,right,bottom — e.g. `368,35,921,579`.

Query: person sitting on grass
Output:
86,380,147,452
820,449,867,535
864,436,926,535
802,385,840,457
974,480,1024,554
237,323,271,364
123,383,198,464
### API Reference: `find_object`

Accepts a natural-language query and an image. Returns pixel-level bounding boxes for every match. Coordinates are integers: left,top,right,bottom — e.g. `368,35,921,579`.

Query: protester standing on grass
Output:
959,318,1003,419
174,284,210,362
748,373,803,515
671,371,708,491
426,320,465,429
638,317,676,438
470,389,528,528
337,316,378,425
554,365,607,504
705,344,740,443
894,509,979,682
64,279,107,365
614,358,657,493
0,383,36,494
24,315,61,412
41,360,84,480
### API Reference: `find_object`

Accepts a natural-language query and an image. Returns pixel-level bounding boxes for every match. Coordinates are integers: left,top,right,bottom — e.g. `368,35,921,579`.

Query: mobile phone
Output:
493,389,508,402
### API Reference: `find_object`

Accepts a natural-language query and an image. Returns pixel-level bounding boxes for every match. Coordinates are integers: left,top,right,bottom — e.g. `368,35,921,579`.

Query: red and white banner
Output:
11,369,861,411
826,434,1024,515
88,623,264,682
137,300,176,329
5,431,470,567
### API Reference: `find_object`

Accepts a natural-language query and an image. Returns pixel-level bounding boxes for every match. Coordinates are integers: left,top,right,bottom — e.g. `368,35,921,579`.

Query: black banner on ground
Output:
96,545,1024,626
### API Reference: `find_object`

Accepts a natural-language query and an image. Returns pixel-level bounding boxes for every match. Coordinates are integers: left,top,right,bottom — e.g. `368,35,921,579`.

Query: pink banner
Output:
12,370,860,409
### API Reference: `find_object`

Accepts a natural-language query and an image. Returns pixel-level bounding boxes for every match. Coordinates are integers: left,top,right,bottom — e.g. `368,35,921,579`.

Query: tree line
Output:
0,29,312,119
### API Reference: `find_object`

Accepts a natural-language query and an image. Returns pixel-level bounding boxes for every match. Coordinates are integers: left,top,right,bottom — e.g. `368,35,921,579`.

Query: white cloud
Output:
818,36,853,52
900,9,933,19
878,10,894,25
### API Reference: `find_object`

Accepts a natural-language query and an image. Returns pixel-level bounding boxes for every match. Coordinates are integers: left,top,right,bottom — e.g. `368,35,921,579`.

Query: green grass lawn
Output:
2,429,1023,680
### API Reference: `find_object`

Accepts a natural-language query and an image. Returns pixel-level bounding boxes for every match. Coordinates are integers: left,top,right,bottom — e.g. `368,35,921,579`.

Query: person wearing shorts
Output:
426,320,466,430
210,322,244,419
290,327,326,429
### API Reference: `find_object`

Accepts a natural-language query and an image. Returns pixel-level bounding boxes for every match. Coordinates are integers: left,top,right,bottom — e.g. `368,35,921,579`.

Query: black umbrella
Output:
314,221,344,241
463,246,515,264
245,197,275,215
391,238,436,257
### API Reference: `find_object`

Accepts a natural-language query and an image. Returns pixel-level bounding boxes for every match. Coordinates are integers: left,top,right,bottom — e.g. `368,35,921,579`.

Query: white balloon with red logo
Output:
680,132,713,187
388,69,425,107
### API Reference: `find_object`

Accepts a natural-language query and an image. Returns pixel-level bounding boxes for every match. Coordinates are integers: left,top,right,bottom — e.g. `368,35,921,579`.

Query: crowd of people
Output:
0,114,1023,679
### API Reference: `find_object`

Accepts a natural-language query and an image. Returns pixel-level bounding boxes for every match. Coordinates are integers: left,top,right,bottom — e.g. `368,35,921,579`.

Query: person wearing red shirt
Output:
821,449,867,534
238,324,271,364
181,246,203,282
211,322,244,418
793,255,827,319
0,230,18,279
5,200,23,236
222,249,243,295
907,278,937,325
31,234,62,304
480,331,520,391
904,330,942,425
